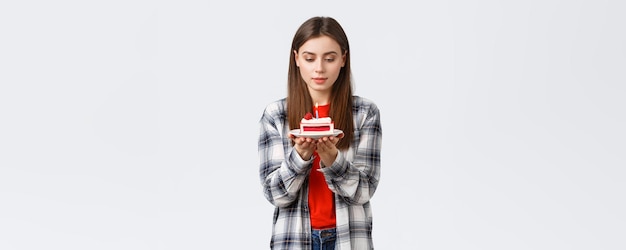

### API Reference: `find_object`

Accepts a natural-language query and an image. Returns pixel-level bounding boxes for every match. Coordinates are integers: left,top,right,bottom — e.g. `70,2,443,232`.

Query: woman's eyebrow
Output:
302,51,339,56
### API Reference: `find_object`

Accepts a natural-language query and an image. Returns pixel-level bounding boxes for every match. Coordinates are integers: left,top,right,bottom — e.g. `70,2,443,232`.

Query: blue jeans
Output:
311,228,336,250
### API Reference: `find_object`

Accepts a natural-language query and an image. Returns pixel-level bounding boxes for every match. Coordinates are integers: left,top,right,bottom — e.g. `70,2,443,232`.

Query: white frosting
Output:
300,117,332,124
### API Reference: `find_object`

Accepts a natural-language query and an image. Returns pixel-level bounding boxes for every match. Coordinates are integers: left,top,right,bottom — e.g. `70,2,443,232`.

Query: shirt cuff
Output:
289,148,313,175
318,151,347,178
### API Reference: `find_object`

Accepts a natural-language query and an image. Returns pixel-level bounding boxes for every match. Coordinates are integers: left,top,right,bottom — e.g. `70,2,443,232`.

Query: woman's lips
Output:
312,78,327,84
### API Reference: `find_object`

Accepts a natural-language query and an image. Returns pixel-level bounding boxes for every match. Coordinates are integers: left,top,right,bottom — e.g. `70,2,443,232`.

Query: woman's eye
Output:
305,58,314,62
325,58,335,62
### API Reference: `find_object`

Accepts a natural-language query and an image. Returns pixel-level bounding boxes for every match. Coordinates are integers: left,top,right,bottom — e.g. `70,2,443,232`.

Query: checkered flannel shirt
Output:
258,96,382,249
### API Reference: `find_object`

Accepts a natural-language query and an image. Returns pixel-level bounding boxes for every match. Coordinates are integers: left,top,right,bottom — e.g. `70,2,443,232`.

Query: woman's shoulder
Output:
265,97,286,108
352,95,380,113
262,98,287,117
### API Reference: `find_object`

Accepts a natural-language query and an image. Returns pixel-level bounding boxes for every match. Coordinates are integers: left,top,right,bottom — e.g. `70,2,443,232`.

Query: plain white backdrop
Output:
1,0,625,249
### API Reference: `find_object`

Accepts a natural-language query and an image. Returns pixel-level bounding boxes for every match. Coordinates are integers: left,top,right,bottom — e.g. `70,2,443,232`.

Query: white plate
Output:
288,129,343,139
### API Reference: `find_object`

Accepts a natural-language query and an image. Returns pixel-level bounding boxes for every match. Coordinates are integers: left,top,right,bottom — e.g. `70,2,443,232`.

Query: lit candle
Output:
315,102,319,119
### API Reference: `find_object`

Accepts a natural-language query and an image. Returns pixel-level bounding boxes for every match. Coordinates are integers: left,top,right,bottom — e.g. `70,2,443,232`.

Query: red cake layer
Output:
302,126,331,132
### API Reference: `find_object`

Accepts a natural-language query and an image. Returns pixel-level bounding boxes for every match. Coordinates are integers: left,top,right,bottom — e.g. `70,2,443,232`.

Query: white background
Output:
1,1,624,249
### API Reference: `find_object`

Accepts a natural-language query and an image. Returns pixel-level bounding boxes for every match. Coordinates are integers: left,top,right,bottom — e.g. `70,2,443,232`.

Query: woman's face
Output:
294,35,346,96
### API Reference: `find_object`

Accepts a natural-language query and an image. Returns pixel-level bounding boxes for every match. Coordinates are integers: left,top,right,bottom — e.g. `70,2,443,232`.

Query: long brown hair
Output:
287,16,354,150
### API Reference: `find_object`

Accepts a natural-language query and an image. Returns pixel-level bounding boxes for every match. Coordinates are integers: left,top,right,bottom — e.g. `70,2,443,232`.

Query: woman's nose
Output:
314,61,324,73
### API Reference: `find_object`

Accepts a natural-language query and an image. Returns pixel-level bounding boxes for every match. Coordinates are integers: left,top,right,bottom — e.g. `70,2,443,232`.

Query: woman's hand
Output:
290,135,317,161
316,134,343,167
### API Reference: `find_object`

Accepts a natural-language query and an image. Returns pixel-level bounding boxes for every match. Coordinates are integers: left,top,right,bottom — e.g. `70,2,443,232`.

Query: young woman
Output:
258,16,382,250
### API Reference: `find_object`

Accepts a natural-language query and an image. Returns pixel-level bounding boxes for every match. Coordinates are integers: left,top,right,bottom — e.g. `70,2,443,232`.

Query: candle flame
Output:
315,102,319,119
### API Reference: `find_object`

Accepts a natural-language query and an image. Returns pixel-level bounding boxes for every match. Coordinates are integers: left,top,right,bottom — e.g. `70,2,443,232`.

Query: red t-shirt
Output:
308,103,336,229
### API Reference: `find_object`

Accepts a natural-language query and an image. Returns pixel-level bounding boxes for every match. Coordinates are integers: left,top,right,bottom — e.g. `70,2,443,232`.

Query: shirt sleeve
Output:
319,100,382,205
258,103,312,208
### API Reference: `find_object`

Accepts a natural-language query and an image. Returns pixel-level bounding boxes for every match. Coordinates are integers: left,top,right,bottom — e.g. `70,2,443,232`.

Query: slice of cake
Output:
300,112,334,136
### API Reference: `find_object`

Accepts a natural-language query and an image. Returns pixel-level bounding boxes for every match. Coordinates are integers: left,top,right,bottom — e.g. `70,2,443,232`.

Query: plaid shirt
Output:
258,96,382,249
